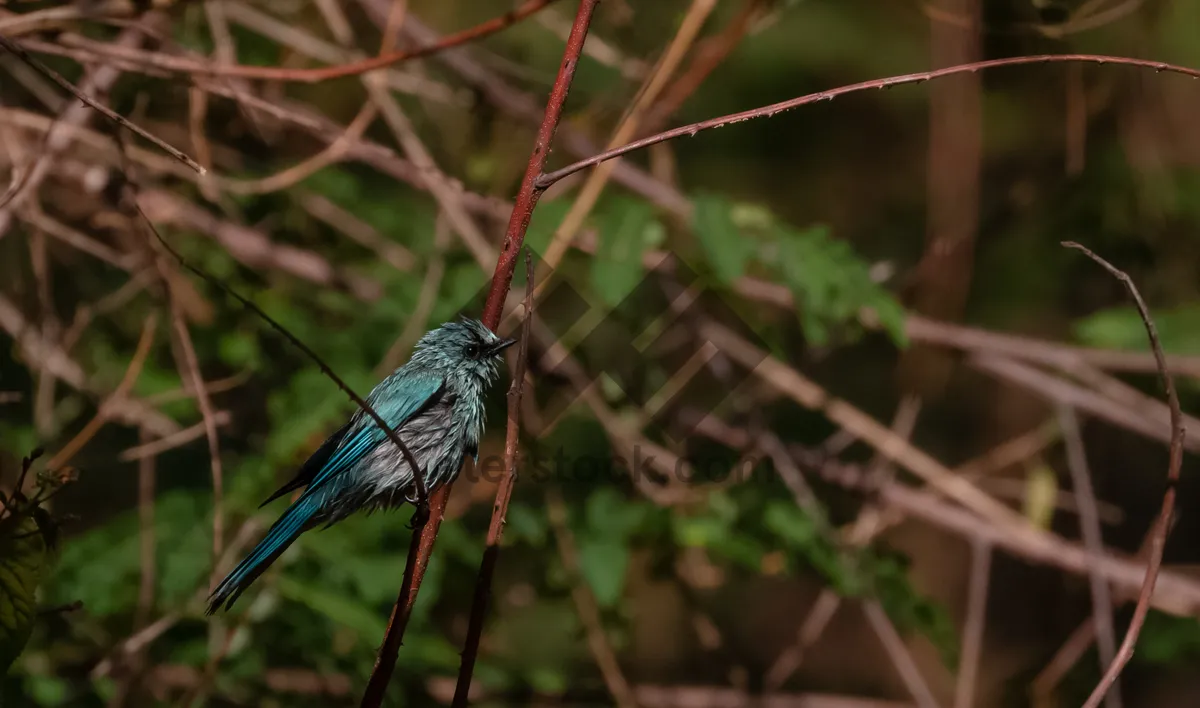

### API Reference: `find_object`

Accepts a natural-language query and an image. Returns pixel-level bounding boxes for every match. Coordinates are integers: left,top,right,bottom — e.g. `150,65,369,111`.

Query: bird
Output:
206,317,515,614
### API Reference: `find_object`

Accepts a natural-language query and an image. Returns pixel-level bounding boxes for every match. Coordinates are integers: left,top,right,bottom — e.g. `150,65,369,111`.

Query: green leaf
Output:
694,193,753,284
871,294,909,348
51,492,208,616
672,514,728,548
529,666,569,694
524,199,574,258
218,330,261,369
585,488,648,540
776,223,905,347
276,576,386,645
27,674,69,705
1074,304,1200,355
576,538,629,608
763,501,817,547
506,502,549,547
872,552,959,667
1137,611,1200,665
0,507,56,674
592,198,654,307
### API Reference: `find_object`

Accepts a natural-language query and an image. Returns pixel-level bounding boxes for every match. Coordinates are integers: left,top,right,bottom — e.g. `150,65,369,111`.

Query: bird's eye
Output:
465,343,480,359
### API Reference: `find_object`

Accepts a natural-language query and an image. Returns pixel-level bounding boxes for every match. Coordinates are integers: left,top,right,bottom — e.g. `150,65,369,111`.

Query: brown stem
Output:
1056,404,1121,708
452,253,535,706
1064,242,1184,708
358,2,599,705
639,0,765,134
537,54,1200,189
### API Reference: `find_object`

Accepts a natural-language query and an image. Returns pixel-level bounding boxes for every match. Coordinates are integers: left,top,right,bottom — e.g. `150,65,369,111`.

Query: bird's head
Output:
410,317,516,387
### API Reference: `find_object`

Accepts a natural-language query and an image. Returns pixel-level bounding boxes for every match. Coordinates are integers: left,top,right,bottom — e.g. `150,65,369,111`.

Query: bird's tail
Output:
206,495,320,614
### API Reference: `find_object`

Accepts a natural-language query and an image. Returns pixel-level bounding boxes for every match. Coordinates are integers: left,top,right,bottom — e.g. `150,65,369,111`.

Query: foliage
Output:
1074,305,1200,355
0,457,64,675
1136,611,1200,666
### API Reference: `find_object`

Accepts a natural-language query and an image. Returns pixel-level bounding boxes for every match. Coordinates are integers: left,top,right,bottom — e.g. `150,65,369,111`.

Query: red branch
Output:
536,54,1200,189
452,253,534,706
1065,242,1185,708
358,2,599,705
52,0,563,85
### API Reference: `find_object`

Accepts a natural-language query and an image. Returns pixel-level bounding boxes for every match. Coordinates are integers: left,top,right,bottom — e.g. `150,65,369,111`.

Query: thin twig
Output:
0,34,204,174
165,296,225,583
0,20,163,240
45,315,158,470
862,601,942,708
954,540,991,708
58,0,564,84
688,416,1200,617
135,425,157,629
358,2,600,705
547,486,640,708
1057,404,1121,708
91,518,264,681
536,54,1200,188
219,103,378,196
118,413,231,462
539,0,718,272
395,10,691,216
1063,242,1184,708
452,251,535,706
971,355,1199,453
764,398,922,690
299,192,417,273
22,209,136,270
639,0,767,133
0,293,179,437
698,318,1023,527
377,214,450,374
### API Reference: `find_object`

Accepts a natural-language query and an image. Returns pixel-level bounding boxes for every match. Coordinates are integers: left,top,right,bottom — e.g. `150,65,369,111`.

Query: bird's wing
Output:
259,419,353,507
298,371,445,499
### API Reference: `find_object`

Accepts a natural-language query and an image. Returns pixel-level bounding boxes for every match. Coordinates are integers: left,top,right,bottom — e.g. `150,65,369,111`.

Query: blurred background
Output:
2,0,1199,706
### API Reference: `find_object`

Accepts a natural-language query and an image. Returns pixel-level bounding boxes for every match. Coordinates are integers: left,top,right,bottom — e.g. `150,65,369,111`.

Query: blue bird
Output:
206,318,515,614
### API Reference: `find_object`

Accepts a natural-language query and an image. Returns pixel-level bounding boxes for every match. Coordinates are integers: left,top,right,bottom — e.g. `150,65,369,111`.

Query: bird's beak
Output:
490,337,518,356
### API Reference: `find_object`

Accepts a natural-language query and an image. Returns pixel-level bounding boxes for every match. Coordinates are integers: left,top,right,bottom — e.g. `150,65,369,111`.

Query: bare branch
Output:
537,55,1200,189
1063,242,1185,708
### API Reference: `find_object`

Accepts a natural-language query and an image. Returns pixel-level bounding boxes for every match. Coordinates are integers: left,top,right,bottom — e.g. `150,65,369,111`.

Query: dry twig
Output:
1063,242,1185,708
45,315,158,470
452,251,535,706
954,540,991,708
0,34,204,174
1057,404,1121,708
537,54,1200,188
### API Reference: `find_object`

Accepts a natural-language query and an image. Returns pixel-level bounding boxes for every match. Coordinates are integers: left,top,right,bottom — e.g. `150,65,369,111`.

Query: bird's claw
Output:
407,500,430,530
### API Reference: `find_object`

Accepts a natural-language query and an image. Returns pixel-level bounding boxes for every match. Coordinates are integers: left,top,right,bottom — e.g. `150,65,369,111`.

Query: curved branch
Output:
536,54,1200,189
1065,242,1185,708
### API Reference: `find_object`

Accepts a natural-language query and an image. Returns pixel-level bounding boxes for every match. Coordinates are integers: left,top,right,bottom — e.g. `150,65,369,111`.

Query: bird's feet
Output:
407,501,430,530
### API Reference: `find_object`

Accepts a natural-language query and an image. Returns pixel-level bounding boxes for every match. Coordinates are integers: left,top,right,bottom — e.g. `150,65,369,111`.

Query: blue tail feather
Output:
206,495,321,614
